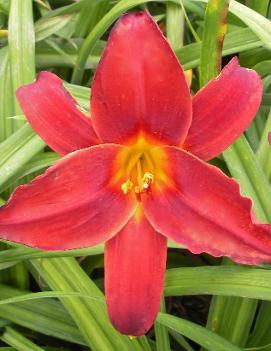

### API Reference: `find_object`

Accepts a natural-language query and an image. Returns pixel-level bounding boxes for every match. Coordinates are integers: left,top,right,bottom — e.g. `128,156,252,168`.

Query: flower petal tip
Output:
105,215,166,337
143,147,271,266
91,9,191,145
118,10,152,25
16,71,99,155
0,145,136,250
110,318,152,337
184,57,262,160
16,71,61,98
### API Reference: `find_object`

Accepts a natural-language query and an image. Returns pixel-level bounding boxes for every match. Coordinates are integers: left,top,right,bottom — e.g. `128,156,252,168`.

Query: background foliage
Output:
0,0,271,350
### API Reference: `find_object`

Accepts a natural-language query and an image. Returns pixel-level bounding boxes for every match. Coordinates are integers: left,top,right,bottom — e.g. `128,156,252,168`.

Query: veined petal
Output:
16,72,99,155
143,146,271,265
105,209,167,336
184,58,262,161
91,11,191,146
0,145,135,250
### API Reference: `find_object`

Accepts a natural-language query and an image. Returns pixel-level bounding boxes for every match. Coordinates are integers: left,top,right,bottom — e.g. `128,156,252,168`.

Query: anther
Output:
121,179,134,194
141,172,154,189
134,172,154,194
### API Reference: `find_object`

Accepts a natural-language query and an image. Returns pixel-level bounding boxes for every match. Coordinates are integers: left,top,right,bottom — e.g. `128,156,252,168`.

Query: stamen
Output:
121,179,134,194
119,141,156,195
134,172,154,194
141,172,154,189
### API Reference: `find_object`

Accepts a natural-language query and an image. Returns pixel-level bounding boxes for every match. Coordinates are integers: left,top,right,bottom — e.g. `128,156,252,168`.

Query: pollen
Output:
141,172,154,189
135,172,154,194
121,179,134,194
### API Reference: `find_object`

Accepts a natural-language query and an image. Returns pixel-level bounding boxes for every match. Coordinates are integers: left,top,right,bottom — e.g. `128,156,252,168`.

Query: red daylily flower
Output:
0,11,270,336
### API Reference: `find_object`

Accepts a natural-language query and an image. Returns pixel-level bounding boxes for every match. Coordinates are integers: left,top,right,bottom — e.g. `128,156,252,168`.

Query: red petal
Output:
143,146,271,265
0,145,135,250
184,58,262,161
91,11,191,146
16,72,99,155
105,210,167,336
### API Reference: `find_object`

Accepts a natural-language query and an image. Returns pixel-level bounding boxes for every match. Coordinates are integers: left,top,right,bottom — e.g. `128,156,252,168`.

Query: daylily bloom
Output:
0,11,270,336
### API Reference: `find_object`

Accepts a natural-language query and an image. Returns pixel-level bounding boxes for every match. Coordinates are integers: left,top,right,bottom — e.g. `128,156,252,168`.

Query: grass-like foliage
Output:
0,0,271,350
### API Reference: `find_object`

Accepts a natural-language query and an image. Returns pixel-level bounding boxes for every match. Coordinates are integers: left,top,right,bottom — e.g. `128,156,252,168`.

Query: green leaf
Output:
245,0,269,16
246,344,271,351
1,152,59,191
199,0,229,86
74,0,109,38
0,125,45,190
168,329,195,351
35,14,76,42
253,61,271,77
229,0,271,49
247,302,271,348
223,136,271,222
205,291,257,348
1,326,46,351
154,298,170,351
199,2,260,348
157,313,243,351
191,0,271,50
0,290,104,305
256,110,271,179
41,0,98,18
166,0,184,49
0,283,86,345
165,266,271,301
8,0,35,122
0,47,14,141
180,25,261,69
35,38,102,70
0,244,104,263
0,0,9,14
31,257,149,351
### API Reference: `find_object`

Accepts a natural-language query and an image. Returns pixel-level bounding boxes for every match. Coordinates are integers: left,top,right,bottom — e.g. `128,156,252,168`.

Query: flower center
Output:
116,137,163,196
